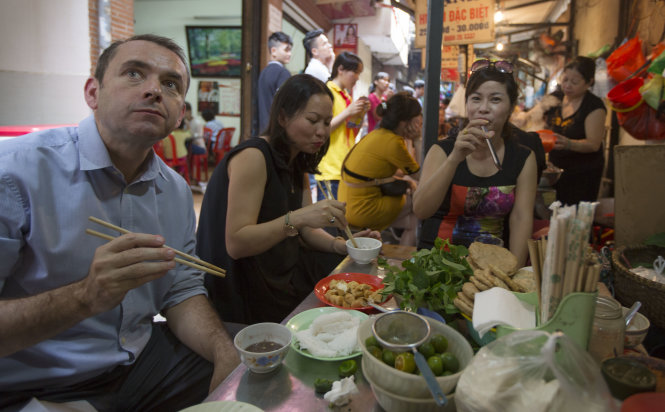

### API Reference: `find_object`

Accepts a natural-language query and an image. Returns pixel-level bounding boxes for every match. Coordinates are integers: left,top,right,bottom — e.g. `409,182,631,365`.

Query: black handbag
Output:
341,138,409,197
379,179,409,196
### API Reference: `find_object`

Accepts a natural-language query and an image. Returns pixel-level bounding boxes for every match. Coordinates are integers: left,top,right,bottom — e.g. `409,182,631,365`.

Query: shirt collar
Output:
78,114,166,183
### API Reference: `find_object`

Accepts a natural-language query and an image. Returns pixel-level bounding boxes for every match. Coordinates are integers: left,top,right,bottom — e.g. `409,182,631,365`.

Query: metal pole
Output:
422,0,444,158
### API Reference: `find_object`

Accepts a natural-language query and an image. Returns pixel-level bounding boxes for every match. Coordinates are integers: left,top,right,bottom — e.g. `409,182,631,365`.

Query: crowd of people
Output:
0,28,609,410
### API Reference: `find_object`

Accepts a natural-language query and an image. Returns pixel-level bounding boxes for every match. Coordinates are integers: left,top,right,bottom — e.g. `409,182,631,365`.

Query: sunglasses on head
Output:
470,59,514,74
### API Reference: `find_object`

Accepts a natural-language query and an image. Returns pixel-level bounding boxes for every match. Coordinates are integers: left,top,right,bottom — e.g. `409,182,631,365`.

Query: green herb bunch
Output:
380,238,472,314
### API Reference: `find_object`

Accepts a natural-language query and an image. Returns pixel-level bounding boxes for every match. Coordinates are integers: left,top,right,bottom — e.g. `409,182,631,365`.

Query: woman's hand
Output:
449,120,494,163
353,228,382,241
346,98,369,118
291,199,348,231
553,133,572,151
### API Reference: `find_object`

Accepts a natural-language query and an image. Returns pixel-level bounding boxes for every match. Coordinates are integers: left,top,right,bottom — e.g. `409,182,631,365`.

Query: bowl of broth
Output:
233,322,292,373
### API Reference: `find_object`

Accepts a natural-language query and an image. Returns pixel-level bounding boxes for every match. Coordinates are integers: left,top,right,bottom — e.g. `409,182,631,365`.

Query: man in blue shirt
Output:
257,31,293,134
0,34,239,411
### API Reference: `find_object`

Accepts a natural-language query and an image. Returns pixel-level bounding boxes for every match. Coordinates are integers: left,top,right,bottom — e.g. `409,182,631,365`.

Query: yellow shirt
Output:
339,128,419,230
163,129,191,159
316,81,356,181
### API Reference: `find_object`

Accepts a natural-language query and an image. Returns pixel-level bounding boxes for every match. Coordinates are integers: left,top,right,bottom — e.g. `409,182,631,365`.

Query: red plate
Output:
314,272,389,312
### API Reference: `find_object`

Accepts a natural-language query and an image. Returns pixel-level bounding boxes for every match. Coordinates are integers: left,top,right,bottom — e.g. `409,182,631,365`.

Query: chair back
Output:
203,126,214,147
213,127,235,154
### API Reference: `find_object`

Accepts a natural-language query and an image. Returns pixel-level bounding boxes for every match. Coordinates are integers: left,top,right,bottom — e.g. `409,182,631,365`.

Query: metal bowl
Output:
539,164,563,187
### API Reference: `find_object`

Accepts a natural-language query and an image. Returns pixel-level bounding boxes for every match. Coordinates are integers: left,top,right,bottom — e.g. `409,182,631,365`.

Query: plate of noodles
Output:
286,307,368,361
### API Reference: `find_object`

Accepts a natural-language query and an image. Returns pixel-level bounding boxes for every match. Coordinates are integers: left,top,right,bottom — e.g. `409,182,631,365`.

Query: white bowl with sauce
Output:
346,237,382,264
233,322,292,373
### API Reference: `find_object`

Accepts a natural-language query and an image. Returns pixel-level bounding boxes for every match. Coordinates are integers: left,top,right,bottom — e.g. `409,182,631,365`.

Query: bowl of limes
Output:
357,316,473,399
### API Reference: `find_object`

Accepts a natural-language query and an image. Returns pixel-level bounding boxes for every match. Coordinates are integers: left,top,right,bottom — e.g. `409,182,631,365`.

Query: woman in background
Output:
367,72,390,133
339,92,421,245
414,60,537,266
316,51,369,201
545,56,606,205
197,74,378,324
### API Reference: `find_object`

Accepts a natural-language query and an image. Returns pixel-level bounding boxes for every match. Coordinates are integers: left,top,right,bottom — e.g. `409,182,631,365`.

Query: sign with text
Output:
415,0,495,48
441,45,460,69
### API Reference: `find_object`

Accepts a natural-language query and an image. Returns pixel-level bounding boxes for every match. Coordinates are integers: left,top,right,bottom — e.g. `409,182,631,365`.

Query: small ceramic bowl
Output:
346,237,382,264
601,357,657,400
233,322,292,373
622,306,650,348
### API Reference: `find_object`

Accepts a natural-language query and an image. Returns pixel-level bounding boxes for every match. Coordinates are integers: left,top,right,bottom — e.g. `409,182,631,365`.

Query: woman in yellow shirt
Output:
339,92,421,244
316,51,369,200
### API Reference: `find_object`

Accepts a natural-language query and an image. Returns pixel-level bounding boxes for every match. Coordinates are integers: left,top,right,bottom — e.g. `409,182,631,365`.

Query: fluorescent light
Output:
496,42,504,51
494,11,504,23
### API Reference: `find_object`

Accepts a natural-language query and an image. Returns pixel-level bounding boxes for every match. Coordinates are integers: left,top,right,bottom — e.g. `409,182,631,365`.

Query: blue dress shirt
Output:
0,115,206,391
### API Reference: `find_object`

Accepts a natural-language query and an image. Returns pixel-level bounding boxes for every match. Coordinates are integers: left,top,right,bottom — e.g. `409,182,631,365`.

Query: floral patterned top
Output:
418,137,531,250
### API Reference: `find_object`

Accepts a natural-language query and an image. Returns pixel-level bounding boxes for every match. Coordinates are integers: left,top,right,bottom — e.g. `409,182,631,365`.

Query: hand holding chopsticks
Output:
86,216,225,278
318,181,360,248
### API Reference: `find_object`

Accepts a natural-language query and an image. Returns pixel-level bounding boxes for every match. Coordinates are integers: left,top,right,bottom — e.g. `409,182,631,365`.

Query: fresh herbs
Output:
380,238,472,314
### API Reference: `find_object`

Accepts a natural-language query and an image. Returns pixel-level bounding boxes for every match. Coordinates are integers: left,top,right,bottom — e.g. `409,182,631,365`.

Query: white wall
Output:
0,0,91,125
135,0,243,145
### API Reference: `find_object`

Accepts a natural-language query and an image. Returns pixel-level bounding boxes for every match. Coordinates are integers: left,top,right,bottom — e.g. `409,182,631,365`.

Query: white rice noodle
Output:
295,311,361,358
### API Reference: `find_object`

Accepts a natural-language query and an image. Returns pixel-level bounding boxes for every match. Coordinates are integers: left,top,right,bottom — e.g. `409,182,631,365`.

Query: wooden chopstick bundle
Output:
87,217,225,278
538,201,599,323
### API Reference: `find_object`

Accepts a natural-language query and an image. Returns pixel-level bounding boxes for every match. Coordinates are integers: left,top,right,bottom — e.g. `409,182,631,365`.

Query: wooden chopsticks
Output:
86,216,225,278
318,180,359,248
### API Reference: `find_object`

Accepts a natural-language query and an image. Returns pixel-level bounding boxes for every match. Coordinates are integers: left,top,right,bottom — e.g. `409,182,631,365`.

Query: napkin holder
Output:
496,291,598,350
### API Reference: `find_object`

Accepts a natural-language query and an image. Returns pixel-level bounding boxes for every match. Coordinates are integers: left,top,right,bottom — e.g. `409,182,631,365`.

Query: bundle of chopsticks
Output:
528,201,600,323
316,180,359,248
86,216,225,278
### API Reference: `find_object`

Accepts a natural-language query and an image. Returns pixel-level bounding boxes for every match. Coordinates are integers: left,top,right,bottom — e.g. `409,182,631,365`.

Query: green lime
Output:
441,352,459,373
365,336,379,348
427,355,444,376
339,359,358,378
382,349,396,367
442,370,453,376
368,345,383,359
314,378,333,393
431,334,449,353
417,342,436,359
395,352,416,374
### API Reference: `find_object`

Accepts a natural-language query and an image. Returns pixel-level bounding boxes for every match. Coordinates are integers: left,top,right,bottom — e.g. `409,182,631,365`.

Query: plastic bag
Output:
456,331,618,412
606,37,646,82
591,58,614,99
608,77,665,140
640,74,664,110
647,44,665,74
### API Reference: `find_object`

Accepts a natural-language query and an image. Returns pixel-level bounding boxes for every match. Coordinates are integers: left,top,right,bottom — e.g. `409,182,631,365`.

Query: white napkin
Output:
473,288,536,338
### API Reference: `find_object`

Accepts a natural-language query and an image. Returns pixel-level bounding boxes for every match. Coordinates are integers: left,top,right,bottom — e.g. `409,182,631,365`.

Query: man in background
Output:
257,31,293,134
414,79,425,106
202,108,224,153
0,34,239,411
303,29,334,83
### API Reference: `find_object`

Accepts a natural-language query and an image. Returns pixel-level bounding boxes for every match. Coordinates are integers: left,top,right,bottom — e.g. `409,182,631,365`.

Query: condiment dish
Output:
233,322,292,373
346,237,382,264
621,306,650,348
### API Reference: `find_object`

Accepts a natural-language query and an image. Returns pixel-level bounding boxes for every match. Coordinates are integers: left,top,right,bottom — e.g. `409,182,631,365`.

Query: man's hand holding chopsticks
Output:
82,233,175,314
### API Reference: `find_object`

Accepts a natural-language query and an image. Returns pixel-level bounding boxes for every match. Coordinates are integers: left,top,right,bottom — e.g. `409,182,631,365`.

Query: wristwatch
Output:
284,211,299,237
